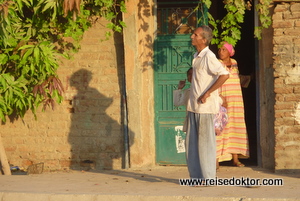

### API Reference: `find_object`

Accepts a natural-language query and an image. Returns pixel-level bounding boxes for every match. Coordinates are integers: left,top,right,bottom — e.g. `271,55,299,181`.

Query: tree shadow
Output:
68,69,132,170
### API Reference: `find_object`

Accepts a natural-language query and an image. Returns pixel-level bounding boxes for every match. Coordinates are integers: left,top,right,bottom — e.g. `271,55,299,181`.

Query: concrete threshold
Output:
0,166,299,201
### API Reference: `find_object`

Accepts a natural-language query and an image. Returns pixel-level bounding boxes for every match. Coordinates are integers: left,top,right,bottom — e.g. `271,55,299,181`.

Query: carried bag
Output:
214,106,228,135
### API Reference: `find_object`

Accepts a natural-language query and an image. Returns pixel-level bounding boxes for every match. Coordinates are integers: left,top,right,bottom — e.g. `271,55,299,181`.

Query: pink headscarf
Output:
222,42,235,57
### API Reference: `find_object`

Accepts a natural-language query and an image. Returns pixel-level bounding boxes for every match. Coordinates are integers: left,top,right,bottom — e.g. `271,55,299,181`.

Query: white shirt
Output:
187,47,229,114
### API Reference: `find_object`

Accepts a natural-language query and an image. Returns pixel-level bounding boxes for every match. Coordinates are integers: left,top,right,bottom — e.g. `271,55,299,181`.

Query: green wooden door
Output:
154,35,194,164
154,2,206,165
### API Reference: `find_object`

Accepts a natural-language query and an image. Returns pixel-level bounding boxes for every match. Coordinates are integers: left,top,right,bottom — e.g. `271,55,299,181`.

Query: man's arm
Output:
197,74,229,104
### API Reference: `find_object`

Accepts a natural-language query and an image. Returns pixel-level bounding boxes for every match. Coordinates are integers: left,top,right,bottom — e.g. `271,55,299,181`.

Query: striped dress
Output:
216,58,249,162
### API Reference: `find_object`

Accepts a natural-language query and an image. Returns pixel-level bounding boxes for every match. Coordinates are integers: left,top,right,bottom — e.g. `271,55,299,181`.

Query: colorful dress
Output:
216,58,249,162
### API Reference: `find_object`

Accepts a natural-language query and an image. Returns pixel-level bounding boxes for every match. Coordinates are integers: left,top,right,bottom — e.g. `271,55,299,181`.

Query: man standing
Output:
186,25,229,180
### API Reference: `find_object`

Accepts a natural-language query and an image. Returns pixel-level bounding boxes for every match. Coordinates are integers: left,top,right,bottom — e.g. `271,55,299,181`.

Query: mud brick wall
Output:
0,19,125,171
272,2,300,173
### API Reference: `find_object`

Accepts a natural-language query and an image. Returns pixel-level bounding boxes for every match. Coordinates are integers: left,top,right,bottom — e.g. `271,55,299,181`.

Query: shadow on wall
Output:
68,69,132,170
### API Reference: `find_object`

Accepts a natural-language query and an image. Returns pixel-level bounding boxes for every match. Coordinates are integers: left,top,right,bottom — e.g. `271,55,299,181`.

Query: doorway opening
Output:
210,2,258,166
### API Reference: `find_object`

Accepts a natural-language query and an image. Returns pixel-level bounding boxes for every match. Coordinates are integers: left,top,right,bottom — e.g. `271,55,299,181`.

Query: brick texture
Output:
273,2,300,173
0,19,124,172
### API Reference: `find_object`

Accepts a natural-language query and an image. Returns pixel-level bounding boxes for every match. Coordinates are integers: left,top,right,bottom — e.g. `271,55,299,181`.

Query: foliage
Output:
200,0,273,47
254,0,272,39
0,0,126,122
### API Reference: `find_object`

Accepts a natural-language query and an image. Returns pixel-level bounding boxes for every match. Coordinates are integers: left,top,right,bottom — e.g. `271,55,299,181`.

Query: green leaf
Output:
120,1,127,13
18,44,35,50
0,54,9,65
33,46,40,65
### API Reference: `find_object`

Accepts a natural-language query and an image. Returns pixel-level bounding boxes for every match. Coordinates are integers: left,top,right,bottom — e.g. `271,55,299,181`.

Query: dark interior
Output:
210,2,258,166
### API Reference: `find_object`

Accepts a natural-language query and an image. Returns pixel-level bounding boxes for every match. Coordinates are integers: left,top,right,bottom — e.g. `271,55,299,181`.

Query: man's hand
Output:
197,92,210,104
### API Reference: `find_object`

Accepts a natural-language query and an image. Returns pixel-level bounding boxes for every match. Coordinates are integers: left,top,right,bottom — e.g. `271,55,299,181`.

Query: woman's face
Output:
218,46,230,60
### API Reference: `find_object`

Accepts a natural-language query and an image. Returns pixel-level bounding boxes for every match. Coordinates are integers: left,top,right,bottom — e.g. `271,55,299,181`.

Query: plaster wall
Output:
122,0,156,167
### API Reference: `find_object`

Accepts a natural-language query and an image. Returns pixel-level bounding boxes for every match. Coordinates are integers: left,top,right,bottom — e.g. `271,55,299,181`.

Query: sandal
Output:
234,161,245,167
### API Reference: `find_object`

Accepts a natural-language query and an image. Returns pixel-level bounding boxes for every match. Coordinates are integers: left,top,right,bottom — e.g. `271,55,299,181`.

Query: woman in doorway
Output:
217,42,249,169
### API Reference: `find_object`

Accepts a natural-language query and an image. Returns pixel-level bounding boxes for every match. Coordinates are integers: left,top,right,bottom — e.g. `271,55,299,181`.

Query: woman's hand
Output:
219,94,227,108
